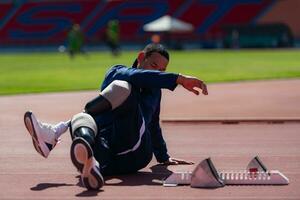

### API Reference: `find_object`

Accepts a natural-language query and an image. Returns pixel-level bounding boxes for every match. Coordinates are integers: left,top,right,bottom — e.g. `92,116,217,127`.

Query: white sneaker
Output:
24,111,59,158
70,137,104,190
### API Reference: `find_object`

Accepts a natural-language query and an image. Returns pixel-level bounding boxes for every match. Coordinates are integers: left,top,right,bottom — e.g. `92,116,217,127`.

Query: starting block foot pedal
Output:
163,156,289,188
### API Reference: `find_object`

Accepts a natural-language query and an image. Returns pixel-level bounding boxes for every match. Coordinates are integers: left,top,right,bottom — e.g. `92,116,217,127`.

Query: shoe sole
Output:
70,138,104,190
24,111,47,158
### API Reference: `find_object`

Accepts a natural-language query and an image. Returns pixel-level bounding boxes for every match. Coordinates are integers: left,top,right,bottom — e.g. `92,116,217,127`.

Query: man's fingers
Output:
202,83,208,95
163,160,178,165
172,161,179,165
167,161,178,165
194,80,208,95
165,157,195,165
192,88,199,95
174,160,194,165
177,160,194,165
198,81,208,95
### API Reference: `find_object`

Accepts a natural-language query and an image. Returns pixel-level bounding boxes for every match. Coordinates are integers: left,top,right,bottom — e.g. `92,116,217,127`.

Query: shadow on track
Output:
30,164,171,197
31,183,74,191
104,164,172,186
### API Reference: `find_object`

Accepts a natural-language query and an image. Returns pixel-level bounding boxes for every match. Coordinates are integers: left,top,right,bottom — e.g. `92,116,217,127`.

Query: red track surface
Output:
0,80,299,199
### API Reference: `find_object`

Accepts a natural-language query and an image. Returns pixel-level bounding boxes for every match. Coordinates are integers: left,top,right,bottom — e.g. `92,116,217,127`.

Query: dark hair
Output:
132,43,169,68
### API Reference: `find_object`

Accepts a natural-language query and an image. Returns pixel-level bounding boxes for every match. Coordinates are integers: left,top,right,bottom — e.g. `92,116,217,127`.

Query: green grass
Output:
1,49,300,95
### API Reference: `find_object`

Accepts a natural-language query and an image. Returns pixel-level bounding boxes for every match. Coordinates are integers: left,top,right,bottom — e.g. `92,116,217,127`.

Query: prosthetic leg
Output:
70,113,104,190
70,80,132,190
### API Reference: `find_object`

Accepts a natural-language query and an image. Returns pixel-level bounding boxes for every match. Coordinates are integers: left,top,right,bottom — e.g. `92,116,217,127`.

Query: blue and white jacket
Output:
98,65,179,163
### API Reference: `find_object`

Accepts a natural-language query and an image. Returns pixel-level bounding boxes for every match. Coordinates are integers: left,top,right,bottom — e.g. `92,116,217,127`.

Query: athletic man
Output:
24,43,208,190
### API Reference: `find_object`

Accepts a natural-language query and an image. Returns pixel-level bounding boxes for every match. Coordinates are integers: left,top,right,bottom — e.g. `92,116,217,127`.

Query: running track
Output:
0,79,299,199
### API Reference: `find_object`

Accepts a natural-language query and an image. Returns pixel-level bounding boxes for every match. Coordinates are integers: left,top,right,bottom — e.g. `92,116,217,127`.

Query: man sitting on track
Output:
24,43,208,190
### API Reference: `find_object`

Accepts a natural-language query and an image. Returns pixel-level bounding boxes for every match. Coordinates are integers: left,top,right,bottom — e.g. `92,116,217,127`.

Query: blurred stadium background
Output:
0,0,300,94
0,0,299,49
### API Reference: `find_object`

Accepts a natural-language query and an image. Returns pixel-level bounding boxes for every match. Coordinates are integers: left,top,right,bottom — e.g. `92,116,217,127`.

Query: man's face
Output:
139,52,169,71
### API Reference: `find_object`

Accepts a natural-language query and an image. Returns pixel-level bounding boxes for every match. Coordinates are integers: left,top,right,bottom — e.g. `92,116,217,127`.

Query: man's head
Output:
133,43,169,71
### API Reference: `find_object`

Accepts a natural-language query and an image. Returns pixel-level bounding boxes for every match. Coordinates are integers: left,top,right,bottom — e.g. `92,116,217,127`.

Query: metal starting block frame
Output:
163,156,289,188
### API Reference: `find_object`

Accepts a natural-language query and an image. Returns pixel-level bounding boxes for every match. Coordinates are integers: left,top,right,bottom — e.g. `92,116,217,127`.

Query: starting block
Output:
163,156,289,188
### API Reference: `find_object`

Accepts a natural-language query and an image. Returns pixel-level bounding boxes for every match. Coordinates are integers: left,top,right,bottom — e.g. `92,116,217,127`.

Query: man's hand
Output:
163,157,194,165
176,74,208,95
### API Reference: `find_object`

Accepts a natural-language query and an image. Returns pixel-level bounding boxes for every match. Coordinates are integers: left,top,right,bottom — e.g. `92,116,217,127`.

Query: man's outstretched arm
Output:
106,66,208,95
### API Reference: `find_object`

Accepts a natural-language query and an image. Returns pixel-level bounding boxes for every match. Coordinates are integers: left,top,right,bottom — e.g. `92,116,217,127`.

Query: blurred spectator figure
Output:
67,23,85,58
105,19,120,56
231,30,240,49
151,34,161,44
